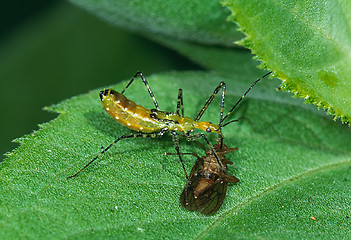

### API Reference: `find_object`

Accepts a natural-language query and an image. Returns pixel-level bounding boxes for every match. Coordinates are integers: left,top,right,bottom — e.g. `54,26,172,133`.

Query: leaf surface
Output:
1,69,350,239
69,0,243,46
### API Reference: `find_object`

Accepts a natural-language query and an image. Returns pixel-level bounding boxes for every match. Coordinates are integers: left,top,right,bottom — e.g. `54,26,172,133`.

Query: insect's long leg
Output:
219,82,226,124
67,131,166,179
219,118,240,147
218,83,227,146
186,133,225,171
219,71,272,126
176,88,184,117
165,151,201,203
121,71,160,110
170,131,189,180
165,152,201,159
194,82,226,122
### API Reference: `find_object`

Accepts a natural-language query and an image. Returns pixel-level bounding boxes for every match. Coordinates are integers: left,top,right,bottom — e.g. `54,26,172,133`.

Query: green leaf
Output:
222,0,351,124
1,69,350,239
150,34,262,75
69,0,243,46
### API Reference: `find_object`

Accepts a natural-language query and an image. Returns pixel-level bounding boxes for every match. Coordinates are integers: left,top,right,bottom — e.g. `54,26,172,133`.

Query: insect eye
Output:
206,128,211,132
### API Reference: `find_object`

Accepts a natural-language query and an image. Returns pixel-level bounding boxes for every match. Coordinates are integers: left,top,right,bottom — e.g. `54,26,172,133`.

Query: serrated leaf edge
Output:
221,1,350,126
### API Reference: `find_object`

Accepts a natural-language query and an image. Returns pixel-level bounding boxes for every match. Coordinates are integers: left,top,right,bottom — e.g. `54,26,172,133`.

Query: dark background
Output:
0,1,200,160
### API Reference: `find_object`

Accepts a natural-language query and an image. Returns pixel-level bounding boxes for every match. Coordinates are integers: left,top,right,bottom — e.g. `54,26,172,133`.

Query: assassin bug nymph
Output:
67,71,272,179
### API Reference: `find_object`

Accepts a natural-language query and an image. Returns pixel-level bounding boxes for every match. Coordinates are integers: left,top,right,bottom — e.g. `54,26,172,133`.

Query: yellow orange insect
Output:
68,71,271,179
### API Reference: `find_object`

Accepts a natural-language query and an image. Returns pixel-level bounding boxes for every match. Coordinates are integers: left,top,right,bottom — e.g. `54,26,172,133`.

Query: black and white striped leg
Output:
121,71,160,110
219,71,272,126
194,82,226,122
67,131,166,179
170,131,189,180
176,88,184,117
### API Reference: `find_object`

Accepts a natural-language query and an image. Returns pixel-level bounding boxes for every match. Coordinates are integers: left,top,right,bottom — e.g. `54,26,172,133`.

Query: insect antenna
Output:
219,71,272,128
221,119,240,128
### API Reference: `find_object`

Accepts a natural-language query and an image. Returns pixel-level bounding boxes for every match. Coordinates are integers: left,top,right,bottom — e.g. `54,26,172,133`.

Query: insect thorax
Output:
152,111,195,132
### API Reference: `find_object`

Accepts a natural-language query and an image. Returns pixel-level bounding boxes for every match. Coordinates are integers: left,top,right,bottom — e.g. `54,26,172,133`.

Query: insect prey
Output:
167,141,239,215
